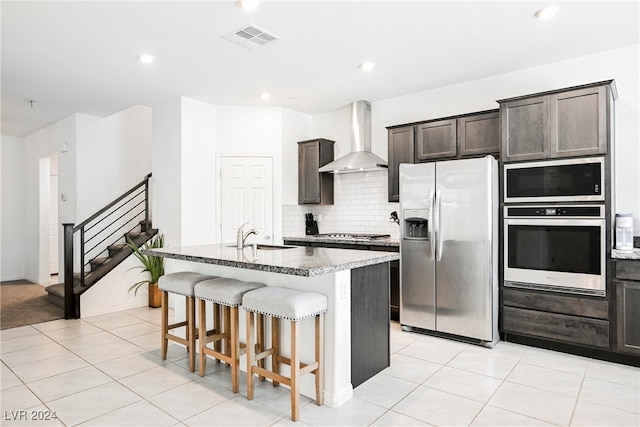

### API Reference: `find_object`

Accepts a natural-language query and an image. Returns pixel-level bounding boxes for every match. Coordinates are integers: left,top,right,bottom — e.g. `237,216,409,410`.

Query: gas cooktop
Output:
315,233,390,241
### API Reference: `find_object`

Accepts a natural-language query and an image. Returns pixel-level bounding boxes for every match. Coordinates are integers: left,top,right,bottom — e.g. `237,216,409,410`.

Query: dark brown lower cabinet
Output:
615,261,640,356
502,288,610,349
503,306,609,349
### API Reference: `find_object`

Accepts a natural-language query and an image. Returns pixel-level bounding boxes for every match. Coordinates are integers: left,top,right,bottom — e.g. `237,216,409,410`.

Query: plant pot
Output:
148,283,161,308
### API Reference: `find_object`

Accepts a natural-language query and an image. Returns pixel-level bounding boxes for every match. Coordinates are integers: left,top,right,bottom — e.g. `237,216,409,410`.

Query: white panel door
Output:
220,156,273,245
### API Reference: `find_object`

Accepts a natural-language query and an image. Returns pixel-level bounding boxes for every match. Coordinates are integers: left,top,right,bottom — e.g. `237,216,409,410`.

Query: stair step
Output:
90,256,112,269
127,230,145,240
46,283,65,308
45,282,83,308
108,243,127,257
67,228,158,296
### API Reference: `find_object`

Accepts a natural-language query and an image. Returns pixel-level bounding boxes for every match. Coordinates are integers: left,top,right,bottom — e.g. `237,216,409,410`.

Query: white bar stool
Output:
243,286,327,421
194,277,266,393
158,271,216,372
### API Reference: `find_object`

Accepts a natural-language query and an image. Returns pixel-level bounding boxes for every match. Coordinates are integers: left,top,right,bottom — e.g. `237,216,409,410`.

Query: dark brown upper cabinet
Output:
458,111,500,157
387,126,415,202
415,119,457,161
386,109,499,202
298,138,334,205
499,81,616,162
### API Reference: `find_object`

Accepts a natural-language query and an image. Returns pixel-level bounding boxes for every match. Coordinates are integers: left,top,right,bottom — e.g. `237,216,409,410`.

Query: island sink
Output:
226,244,296,250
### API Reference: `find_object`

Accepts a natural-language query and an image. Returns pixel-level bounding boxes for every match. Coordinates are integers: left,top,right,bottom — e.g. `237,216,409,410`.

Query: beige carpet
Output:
1,280,64,330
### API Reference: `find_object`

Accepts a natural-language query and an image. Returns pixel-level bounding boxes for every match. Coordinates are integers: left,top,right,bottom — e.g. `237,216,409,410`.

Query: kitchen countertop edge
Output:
283,235,400,247
143,245,400,277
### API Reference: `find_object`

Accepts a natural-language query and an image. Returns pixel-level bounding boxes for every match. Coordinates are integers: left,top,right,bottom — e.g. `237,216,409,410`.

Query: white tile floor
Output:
1,306,639,426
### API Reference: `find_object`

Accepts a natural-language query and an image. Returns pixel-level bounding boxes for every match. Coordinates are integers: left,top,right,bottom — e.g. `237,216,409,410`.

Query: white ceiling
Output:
2,0,638,138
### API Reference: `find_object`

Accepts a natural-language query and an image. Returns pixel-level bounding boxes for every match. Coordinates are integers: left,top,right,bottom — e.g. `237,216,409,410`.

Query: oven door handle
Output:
434,189,442,261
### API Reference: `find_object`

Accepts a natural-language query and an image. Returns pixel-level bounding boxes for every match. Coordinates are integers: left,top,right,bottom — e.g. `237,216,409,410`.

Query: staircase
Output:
47,173,155,318
46,222,157,308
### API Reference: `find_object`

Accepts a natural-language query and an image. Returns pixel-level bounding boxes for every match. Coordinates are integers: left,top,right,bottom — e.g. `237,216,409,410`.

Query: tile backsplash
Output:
283,170,400,238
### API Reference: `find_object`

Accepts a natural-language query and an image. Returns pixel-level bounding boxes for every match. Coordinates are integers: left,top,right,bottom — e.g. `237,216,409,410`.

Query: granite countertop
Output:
611,248,640,260
144,243,400,277
283,235,400,248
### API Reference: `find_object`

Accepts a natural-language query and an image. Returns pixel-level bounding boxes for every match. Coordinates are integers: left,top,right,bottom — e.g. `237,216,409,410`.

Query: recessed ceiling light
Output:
238,0,259,11
137,53,154,64
259,92,271,100
534,6,559,20
359,61,375,72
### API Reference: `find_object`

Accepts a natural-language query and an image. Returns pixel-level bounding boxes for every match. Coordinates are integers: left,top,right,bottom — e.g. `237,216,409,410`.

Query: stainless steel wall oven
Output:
503,205,606,296
503,156,608,297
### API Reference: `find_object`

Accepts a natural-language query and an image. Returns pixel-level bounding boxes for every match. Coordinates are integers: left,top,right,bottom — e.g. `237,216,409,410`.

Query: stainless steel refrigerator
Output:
399,156,499,346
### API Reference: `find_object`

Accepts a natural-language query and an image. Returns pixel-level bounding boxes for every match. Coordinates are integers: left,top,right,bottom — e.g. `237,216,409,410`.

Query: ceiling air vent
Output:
222,23,280,50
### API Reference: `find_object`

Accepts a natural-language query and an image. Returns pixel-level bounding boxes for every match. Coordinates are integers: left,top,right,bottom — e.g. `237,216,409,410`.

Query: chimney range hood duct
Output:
318,100,388,173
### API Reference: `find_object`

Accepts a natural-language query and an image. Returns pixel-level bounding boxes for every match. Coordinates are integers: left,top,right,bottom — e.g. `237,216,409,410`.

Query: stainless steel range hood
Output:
318,100,388,173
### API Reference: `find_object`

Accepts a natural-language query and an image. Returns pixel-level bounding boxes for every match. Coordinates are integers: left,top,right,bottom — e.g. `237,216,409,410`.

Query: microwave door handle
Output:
428,190,435,260
435,189,443,261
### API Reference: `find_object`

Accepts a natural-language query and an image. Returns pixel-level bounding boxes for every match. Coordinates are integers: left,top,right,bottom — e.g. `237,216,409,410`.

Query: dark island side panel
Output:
351,262,390,388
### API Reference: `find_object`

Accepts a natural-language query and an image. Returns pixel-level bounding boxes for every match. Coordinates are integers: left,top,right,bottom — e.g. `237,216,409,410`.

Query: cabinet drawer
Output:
503,306,610,349
503,288,609,320
615,260,640,281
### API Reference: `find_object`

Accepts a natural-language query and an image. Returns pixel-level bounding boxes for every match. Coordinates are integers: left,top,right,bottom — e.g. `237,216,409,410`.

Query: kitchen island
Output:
146,243,399,407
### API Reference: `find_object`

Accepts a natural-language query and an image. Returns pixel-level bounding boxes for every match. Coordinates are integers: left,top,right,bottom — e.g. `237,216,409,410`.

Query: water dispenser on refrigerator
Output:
403,209,430,240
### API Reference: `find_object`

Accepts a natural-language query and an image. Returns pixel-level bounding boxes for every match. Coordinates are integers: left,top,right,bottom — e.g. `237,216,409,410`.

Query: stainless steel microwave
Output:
504,157,604,203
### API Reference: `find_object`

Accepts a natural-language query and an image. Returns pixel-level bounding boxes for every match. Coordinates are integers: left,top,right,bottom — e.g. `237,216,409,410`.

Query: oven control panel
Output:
505,205,604,218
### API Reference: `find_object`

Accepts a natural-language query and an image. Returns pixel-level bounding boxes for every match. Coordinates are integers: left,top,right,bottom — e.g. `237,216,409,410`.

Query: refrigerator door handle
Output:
428,190,435,260
435,189,443,261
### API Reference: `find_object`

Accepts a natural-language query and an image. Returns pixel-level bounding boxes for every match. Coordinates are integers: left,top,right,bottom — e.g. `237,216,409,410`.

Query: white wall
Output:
152,98,184,249
181,98,217,246
1,135,26,281
282,109,312,205
22,114,80,283
76,105,152,221
81,254,149,317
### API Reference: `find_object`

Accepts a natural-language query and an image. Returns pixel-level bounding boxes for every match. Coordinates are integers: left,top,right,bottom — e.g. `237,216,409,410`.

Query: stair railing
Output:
62,173,152,319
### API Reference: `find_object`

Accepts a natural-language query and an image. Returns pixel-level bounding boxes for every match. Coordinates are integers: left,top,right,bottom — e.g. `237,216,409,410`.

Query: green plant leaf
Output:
126,232,165,294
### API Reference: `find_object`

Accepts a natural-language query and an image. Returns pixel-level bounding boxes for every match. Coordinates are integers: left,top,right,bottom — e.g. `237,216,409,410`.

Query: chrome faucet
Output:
236,221,259,249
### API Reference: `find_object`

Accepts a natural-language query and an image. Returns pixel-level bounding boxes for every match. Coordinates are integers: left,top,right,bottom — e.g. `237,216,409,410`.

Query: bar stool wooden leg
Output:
198,298,207,376
290,320,300,421
271,316,280,387
246,310,255,400
315,314,323,406
257,313,265,381
223,305,230,359
161,290,169,360
230,306,240,393
186,296,196,372
213,303,222,358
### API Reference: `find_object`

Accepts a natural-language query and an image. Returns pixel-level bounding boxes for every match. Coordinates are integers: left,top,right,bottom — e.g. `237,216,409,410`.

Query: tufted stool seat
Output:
158,272,216,372
194,278,266,393
243,286,327,421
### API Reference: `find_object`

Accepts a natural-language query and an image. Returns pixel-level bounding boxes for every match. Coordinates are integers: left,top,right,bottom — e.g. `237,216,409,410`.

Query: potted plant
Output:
126,233,165,308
